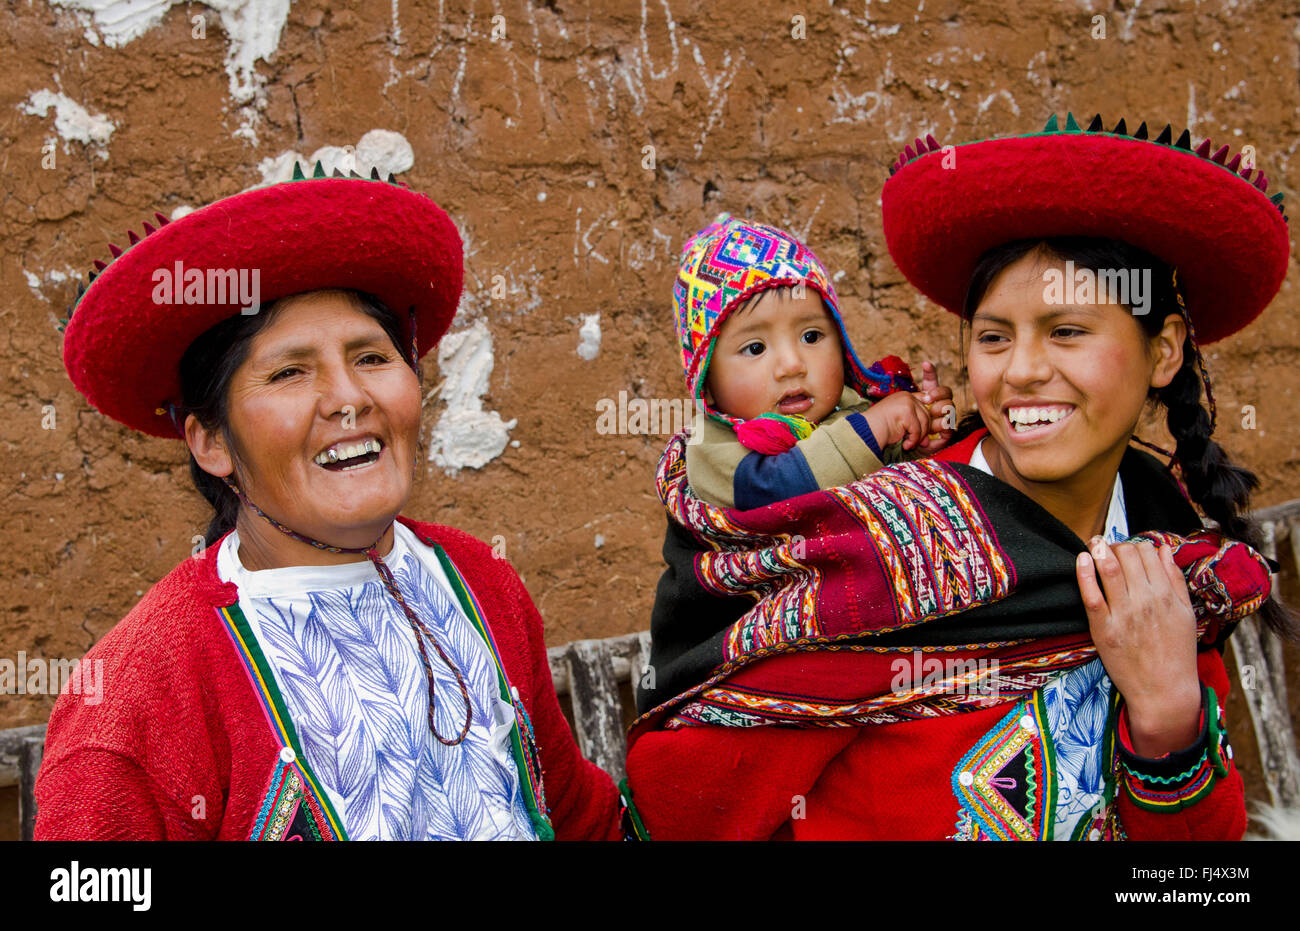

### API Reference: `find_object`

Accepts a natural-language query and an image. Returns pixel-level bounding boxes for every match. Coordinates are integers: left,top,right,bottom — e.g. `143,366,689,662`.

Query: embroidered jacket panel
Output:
217,523,536,840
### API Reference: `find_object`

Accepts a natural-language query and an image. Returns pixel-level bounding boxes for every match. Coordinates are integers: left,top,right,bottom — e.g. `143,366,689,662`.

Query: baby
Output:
675,214,954,509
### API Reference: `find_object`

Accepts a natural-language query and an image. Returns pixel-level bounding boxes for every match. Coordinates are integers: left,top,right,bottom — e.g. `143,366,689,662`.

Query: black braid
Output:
1160,344,1256,541
1157,337,1295,638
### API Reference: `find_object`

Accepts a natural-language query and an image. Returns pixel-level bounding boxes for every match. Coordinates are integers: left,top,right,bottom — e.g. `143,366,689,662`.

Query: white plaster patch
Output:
427,321,517,475
576,313,602,361
23,265,82,302
252,130,416,188
19,90,115,156
52,0,291,143
355,129,415,174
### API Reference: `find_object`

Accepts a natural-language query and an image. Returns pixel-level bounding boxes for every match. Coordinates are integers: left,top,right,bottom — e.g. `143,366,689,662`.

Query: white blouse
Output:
216,521,536,840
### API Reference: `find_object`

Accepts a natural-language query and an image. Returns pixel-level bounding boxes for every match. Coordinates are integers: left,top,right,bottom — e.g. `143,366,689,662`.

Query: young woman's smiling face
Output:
189,290,422,557
968,247,1185,493
704,287,846,424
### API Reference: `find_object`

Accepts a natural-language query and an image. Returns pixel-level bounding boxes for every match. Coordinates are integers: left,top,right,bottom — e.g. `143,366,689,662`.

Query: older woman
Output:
37,167,621,840
625,113,1293,840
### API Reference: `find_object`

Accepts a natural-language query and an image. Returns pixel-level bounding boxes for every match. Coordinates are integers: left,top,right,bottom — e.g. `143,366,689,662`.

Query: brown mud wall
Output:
2,1,1299,815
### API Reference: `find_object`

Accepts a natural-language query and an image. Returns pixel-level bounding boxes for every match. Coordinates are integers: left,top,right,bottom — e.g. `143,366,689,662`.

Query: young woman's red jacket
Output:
624,430,1247,841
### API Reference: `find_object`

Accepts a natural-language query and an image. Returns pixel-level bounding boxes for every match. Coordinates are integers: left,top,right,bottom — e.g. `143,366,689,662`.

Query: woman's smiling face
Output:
967,247,1183,488
197,290,422,552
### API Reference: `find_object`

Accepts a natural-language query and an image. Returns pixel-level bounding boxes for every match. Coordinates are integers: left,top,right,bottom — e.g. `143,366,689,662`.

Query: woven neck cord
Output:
221,475,473,746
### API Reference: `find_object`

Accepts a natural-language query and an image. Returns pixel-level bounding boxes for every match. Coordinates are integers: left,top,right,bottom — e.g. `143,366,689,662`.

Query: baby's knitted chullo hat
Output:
674,214,910,451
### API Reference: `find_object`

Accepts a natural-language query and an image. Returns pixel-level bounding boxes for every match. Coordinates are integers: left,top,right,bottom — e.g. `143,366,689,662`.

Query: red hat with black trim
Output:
881,112,1290,343
60,162,464,438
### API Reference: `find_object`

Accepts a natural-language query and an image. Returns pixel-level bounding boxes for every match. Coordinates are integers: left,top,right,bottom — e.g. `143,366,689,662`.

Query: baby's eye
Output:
741,341,765,357
801,330,824,345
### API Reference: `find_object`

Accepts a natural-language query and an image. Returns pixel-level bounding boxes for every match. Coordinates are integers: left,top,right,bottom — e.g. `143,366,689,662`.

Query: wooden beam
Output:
0,724,46,790
1248,499,1300,527
547,631,645,695
19,737,42,842
562,640,628,783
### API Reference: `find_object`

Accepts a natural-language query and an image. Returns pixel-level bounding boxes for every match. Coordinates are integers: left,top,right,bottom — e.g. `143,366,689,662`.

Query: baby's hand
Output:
863,361,956,452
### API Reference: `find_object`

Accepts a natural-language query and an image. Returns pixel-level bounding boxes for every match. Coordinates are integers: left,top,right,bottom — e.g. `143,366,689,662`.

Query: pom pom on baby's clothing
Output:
863,355,917,399
736,413,815,454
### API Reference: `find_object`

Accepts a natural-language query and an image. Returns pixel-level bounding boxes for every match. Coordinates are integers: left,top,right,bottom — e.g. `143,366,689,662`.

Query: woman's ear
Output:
1149,313,1187,390
185,414,234,478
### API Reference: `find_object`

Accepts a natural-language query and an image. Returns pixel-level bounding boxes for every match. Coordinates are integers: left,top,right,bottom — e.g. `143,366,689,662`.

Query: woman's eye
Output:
359,352,388,365
974,332,1006,345
741,342,764,357
1053,327,1085,339
270,367,301,381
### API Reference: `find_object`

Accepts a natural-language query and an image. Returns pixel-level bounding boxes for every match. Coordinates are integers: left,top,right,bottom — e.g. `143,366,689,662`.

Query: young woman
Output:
38,167,621,840
623,113,1292,840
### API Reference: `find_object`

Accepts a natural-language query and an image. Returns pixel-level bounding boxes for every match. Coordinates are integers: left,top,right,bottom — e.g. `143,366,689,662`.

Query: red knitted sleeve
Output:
1114,649,1247,840
34,748,195,840
507,568,622,840
32,564,238,841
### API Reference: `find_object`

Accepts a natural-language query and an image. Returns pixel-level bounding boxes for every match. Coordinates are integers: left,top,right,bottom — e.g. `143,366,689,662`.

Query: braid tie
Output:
163,402,187,439
222,476,473,746
407,305,419,370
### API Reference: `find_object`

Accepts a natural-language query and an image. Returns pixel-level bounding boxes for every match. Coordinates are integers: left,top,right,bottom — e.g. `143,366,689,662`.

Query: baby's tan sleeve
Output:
798,405,887,488
684,396,887,509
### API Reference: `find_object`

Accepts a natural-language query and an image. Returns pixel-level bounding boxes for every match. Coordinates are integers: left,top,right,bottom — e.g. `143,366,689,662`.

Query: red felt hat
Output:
882,113,1290,344
61,163,464,438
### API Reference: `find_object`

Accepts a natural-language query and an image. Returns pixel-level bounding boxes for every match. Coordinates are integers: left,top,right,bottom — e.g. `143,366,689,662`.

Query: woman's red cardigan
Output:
34,517,622,840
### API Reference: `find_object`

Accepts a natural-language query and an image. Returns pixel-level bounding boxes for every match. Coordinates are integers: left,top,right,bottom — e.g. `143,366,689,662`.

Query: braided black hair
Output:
178,290,414,548
955,237,1297,641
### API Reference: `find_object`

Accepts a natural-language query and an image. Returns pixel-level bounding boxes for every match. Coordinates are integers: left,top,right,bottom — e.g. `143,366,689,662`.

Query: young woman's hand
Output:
864,361,956,452
916,360,956,452
1075,538,1202,757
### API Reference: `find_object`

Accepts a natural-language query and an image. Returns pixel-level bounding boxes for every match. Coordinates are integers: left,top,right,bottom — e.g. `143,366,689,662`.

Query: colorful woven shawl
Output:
631,430,1270,736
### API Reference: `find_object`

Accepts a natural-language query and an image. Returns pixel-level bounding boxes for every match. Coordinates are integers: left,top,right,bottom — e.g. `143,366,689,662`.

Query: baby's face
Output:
704,287,846,424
